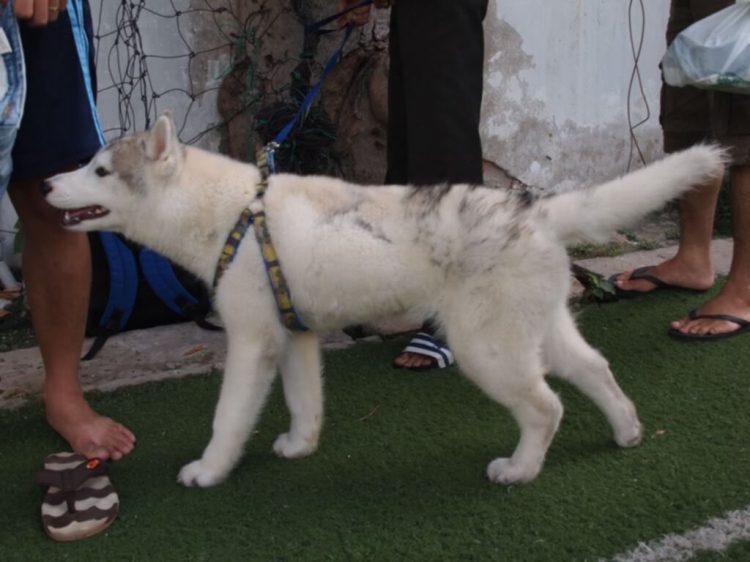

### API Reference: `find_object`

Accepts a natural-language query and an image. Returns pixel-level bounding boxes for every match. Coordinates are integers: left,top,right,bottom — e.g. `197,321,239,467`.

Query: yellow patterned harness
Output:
212,145,307,331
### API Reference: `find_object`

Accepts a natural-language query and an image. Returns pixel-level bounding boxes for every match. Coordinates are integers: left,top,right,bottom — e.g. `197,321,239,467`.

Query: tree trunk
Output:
217,0,390,183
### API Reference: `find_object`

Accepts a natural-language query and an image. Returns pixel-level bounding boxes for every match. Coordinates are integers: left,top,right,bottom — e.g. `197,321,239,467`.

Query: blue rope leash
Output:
216,2,375,331
304,0,374,35
268,1,375,160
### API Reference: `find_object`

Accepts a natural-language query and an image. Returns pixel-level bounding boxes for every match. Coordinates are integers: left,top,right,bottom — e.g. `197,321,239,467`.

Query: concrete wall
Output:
91,0,672,190
91,0,233,151
0,0,672,262
482,0,670,191
0,0,234,263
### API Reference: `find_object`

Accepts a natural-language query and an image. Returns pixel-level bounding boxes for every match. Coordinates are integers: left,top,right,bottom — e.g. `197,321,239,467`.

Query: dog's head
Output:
45,112,183,232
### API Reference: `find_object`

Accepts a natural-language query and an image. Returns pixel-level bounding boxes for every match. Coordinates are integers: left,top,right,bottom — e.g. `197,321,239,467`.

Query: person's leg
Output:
394,0,487,186
384,7,407,186
658,0,750,337
612,0,721,295
9,174,135,460
389,0,488,369
8,2,135,457
670,164,750,336
612,168,721,294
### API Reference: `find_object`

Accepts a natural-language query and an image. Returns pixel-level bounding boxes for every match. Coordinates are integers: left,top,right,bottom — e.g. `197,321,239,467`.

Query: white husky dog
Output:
44,113,724,488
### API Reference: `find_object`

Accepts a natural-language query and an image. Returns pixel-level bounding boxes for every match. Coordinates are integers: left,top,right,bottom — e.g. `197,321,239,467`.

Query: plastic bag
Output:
662,1,750,94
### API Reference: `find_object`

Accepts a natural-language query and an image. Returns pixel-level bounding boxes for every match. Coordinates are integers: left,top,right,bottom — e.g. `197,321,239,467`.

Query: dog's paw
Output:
486,458,540,486
272,432,318,459
177,459,227,488
614,418,643,448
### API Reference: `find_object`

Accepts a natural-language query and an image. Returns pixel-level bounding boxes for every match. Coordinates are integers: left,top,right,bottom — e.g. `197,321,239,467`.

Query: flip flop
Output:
668,309,750,342
394,332,455,371
35,452,119,542
608,266,710,298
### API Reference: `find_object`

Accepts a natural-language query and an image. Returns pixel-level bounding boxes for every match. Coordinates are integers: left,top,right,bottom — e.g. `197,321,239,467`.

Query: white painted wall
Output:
0,0,232,265
482,0,671,191
91,0,674,191
91,0,230,150
0,0,673,262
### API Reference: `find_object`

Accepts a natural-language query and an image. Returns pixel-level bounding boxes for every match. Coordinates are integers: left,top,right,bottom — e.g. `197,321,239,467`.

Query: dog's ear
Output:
145,111,178,162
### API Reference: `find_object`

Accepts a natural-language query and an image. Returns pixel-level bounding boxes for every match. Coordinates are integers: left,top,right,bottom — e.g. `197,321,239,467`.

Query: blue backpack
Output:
84,232,220,360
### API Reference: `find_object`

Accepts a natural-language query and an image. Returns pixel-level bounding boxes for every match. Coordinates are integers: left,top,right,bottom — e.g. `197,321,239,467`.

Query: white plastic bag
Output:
662,1,750,94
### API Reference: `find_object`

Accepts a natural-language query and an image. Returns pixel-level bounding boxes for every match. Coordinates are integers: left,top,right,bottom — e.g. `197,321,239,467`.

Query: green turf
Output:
1,285,749,562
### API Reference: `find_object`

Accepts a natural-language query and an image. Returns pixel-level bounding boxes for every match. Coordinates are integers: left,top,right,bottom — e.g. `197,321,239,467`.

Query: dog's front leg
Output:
274,331,323,459
178,335,280,487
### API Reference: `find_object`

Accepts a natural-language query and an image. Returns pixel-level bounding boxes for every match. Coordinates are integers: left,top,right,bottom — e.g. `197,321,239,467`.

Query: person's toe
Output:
671,316,689,331
394,353,409,367
120,425,136,443
687,319,712,335
84,444,111,461
403,354,420,368
614,270,634,286
419,356,435,368
114,434,135,455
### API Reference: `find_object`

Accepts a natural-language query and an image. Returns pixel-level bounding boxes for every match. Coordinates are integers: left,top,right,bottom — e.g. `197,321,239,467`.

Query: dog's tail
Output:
540,145,726,245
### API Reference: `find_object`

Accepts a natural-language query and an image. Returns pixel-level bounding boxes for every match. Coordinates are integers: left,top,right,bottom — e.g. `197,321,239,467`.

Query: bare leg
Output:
671,164,750,336
613,168,724,293
9,173,135,460
273,331,324,458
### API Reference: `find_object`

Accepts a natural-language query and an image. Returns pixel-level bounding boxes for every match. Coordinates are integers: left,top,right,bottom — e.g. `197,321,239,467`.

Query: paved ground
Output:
576,238,734,279
0,238,734,410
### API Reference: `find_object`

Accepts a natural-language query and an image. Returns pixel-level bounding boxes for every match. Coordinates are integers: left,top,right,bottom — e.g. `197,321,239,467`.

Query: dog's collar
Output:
212,146,308,332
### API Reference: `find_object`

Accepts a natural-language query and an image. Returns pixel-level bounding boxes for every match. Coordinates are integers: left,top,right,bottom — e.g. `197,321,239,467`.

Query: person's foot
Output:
44,388,135,461
670,282,750,338
393,332,455,370
612,256,714,295
393,351,437,369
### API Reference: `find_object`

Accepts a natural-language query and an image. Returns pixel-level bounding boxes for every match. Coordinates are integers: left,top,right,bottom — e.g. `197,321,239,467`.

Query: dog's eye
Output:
95,167,111,178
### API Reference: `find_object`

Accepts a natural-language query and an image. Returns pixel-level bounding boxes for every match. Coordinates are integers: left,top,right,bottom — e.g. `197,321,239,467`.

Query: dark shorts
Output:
10,0,103,183
662,0,750,164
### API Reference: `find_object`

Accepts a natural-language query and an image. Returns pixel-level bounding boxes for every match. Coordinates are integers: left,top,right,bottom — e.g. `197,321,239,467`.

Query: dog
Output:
44,113,725,488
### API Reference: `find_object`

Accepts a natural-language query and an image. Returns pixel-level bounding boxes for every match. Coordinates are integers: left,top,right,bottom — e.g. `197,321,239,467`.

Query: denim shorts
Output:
11,0,103,183
0,0,25,198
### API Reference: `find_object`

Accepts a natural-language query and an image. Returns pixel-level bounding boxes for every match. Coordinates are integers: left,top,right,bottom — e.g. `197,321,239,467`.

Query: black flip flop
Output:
608,266,710,298
668,309,750,342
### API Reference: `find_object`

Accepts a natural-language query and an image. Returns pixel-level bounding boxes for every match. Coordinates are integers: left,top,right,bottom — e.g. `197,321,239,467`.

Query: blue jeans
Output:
0,0,24,197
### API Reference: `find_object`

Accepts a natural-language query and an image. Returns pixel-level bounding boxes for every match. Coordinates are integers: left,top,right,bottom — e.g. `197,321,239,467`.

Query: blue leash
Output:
216,1,375,332
264,0,374,169
304,0,374,35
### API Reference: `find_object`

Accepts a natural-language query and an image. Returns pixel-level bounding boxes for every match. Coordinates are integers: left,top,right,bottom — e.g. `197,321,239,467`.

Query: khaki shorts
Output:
662,0,750,164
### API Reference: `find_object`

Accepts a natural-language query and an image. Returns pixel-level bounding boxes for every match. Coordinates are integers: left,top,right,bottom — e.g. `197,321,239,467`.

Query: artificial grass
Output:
1,285,749,561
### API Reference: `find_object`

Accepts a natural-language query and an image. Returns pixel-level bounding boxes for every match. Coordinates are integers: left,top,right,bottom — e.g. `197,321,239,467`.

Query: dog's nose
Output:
40,180,53,196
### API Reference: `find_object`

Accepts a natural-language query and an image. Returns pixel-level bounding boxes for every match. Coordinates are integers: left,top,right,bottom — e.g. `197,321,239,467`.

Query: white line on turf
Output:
605,506,750,562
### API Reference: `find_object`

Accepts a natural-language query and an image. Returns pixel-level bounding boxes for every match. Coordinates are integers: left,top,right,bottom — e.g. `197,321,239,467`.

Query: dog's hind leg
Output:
542,305,642,448
178,333,282,487
446,317,564,485
274,331,324,459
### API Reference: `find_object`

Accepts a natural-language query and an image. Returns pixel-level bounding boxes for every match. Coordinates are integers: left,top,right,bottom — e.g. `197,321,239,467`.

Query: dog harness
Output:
211,4,370,331
212,145,308,331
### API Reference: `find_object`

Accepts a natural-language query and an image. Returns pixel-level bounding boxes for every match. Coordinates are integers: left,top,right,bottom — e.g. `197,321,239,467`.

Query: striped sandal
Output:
35,452,119,542
396,332,455,371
